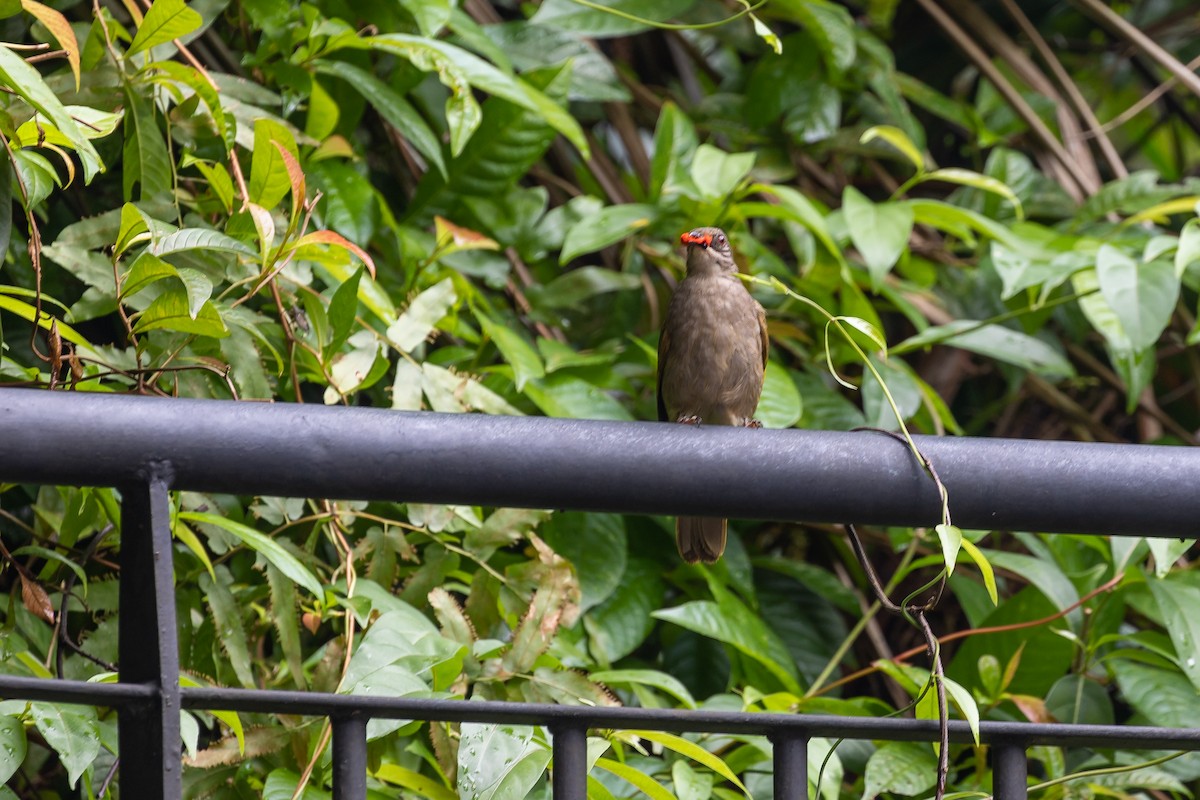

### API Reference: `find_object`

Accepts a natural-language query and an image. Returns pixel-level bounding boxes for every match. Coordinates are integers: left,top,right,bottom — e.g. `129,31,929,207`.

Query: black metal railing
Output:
2,388,1199,800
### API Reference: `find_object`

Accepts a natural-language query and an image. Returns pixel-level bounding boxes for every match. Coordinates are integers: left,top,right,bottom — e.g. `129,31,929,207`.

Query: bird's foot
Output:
744,418,763,428
677,414,703,425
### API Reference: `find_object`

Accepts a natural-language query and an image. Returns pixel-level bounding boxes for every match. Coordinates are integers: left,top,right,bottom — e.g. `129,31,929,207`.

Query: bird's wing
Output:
757,304,769,371
657,324,670,422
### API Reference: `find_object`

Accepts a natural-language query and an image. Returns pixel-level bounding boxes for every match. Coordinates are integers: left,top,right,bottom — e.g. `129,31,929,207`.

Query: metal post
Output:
331,716,368,800
992,744,1028,800
772,734,808,800
551,724,588,800
118,475,181,799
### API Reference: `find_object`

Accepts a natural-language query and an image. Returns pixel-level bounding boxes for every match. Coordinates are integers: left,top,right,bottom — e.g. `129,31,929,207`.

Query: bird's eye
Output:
716,234,726,245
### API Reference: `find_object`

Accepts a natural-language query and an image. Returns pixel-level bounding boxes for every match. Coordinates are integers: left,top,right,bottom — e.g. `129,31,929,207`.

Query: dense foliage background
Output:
2,0,1200,797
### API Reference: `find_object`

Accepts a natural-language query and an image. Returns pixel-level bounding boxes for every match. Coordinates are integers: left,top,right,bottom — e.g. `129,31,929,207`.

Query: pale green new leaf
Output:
127,0,202,56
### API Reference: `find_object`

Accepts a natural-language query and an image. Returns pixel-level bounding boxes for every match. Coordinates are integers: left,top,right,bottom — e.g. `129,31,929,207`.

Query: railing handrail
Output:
2,387,1198,536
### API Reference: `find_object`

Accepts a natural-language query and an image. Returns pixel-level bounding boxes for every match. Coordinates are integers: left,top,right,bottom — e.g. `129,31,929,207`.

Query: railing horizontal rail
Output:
4,387,1199,800
2,676,1197,751
0,675,157,706
2,388,1198,536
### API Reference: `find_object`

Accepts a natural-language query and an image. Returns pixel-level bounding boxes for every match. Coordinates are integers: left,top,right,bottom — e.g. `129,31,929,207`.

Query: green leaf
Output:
524,373,634,420
122,87,171,200
133,290,229,337
202,569,257,688
584,558,665,663
1146,576,1200,693
408,63,571,214
343,605,463,689
560,204,656,264
649,101,698,200
908,198,1021,249
895,320,1074,378
326,267,363,354
861,125,924,173
478,312,544,391
1111,659,1200,730
458,724,551,800
248,118,299,211
943,676,980,745
861,355,921,430
1176,218,1200,278
691,144,755,201
756,360,802,428
653,599,801,693
528,267,641,309
960,539,997,605
935,524,962,575
861,741,936,800
30,703,99,789
114,202,151,256
0,295,90,346
542,512,626,612
387,278,457,353
589,669,696,709
531,0,695,38
151,227,256,259
0,45,103,182
632,730,747,792
0,715,27,786
11,545,87,587
314,59,447,179
918,168,1023,218
843,187,913,287
375,764,456,800
121,251,175,298
596,757,678,800
179,512,323,598
1095,245,1179,351
127,0,202,56
353,34,588,156
749,184,844,265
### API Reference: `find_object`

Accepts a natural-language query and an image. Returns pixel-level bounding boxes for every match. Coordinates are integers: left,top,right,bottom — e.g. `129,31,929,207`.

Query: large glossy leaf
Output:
1095,245,1179,351
653,598,802,693
30,703,99,788
477,312,544,391
133,289,228,337
458,723,551,800
560,204,656,263
690,144,755,201
757,360,802,428
861,741,935,800
0,715,26,785
843,186,913,287
247,118,298,211
1146,576,1200,693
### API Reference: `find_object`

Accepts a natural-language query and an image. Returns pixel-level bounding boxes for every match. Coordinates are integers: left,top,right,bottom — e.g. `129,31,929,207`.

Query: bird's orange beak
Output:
681,231,712,248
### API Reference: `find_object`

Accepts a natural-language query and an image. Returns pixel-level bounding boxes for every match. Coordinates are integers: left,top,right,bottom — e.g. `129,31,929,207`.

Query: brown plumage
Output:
657,227,768,563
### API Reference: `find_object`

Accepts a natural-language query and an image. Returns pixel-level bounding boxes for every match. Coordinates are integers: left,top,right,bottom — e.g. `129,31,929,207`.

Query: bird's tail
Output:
676,516,727,564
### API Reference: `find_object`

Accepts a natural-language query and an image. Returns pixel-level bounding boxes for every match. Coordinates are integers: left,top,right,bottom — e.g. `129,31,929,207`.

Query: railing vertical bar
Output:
992,743,1028,800
118,475,181,800
772,734,808,800
551,724,588,800
331,716,368,800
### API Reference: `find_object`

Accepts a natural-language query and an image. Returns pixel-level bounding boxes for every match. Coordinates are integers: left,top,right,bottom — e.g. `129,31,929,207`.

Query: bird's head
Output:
681,227,735,276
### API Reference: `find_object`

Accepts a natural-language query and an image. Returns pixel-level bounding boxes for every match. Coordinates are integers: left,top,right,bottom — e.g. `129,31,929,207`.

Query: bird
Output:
657,227,768,563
